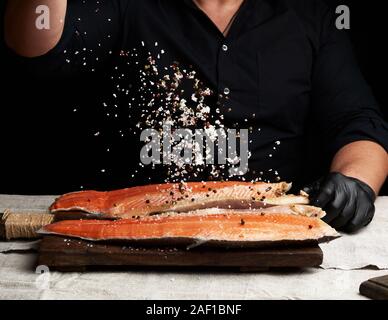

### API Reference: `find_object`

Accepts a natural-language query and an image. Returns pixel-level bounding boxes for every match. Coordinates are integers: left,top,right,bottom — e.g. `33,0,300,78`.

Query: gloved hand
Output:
303,172,376,233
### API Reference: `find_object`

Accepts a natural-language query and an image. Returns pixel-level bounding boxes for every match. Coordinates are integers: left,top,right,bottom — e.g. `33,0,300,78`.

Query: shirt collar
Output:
183,0,200,10
182,0,275,38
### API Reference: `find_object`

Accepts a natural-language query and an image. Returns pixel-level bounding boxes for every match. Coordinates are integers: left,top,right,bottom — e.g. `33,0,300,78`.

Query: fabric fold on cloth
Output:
321,197,388,270
1,253,388,300
0,241,40,254
0,195,56,212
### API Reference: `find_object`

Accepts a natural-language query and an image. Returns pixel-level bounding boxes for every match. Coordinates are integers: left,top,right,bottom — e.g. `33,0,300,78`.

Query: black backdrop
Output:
0,0,387,195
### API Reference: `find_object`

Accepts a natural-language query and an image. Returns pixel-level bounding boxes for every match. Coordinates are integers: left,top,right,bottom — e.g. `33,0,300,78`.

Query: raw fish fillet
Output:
39,211,339,248
50,181,309,219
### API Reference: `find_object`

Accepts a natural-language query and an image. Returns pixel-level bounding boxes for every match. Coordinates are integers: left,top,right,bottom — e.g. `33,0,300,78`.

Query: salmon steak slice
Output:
50,181,309,219
38,212,339,248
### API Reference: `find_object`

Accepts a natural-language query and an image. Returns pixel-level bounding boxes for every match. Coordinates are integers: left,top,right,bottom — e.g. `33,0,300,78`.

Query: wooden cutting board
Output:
38,236,323,272
360,275,388,300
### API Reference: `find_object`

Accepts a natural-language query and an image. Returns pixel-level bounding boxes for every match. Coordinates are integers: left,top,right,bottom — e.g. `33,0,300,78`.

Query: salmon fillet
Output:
38,212,339,247
50,181,309,219
153,205,326,219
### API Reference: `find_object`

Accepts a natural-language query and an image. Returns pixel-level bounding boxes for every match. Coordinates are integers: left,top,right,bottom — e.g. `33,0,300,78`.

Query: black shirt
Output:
8,0,388,192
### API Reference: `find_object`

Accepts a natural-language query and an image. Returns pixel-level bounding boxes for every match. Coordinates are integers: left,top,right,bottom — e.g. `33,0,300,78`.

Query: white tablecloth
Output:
1,195,388,300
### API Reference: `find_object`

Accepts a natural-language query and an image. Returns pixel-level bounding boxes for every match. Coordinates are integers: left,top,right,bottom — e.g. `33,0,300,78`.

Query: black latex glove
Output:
303,172,376,233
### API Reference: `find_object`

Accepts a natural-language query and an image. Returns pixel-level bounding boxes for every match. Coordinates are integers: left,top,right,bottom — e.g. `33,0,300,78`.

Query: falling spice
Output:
64,28,282,182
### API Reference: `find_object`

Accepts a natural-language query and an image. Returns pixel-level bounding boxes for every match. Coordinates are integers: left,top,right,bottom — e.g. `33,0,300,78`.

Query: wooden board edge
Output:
38,236,323,271
360,280,388,300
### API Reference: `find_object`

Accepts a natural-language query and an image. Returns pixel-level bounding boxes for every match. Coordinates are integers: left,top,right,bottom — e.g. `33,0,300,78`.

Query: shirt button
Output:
222,44,228,52
223,87,230,95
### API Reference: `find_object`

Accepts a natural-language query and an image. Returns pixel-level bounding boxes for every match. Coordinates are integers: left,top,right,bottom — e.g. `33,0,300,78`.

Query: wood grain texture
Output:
38,236,323,272
360,275,388,300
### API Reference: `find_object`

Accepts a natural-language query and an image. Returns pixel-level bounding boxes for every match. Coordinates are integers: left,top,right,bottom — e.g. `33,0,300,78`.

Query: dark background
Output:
0,0,387,195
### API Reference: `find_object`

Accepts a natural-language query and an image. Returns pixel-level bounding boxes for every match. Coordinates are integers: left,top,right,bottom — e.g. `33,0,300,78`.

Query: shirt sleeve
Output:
6,0,131,77
311,4,388,159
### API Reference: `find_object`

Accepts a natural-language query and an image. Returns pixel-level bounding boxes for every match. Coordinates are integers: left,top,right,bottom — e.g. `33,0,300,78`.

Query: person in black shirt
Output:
4,0,388,232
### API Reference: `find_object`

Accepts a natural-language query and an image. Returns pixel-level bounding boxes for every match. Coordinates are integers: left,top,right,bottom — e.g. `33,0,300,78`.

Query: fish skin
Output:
50,181,300,219
154,205,326,219
38,212,339,247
